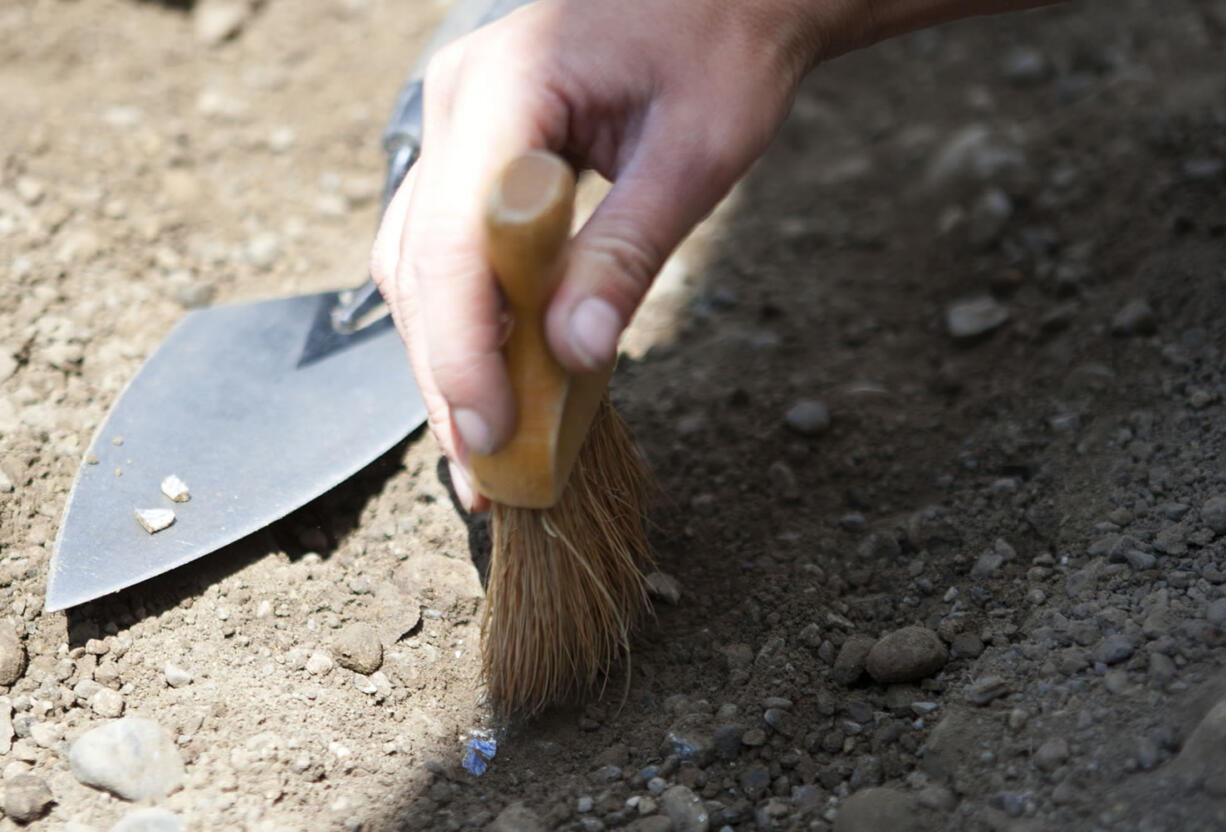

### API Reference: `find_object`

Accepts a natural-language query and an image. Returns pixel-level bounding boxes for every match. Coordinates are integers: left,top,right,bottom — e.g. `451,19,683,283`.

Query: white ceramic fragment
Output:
160,475,190,503
134,508,175,534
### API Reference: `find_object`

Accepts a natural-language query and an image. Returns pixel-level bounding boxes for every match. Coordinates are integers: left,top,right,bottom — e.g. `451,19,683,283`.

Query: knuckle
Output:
587,228,662,307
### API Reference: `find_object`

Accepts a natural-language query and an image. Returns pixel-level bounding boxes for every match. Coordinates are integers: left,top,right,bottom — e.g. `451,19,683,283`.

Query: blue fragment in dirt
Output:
461,734,498,776
461,747,487,776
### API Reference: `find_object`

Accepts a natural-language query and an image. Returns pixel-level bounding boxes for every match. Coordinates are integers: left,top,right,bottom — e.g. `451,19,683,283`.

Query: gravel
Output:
69,718,184,800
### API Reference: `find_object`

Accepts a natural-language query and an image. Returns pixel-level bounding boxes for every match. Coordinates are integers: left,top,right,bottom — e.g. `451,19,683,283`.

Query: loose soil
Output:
1,0,1226,830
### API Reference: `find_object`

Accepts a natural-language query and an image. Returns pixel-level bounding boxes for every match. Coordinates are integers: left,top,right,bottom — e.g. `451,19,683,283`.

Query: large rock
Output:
865,626,948,684
69,718,184,800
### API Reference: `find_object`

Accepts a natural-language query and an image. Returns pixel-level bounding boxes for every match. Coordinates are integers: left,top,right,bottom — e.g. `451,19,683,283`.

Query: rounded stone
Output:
785,400,831,436
4,774,53,823
865,626,948,684
69,717,184,800
332,623,383,675
0,621,27,686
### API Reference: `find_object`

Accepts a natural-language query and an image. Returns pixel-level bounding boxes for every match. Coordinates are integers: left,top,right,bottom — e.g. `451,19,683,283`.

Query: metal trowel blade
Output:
46,291,425,612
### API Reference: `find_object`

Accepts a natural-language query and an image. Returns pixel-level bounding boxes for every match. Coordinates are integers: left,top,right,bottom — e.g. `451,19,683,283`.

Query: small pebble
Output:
833,634,877,687
949,632,984,659
645,571,682,605
134,507,175,534
244,232,281,270
839,513,866,532
1000,45,1049,85
1110,298,1156,336
332,623,383,674
30,721,62,748
1204,598,1226,626
164,663,193,688
1034,737,1069,772
946,297,1009,340
785,400,831,436
3,774,53,823
305,652,334,676
1093,634,1134,665
1202,496,1226,535
92,688,125,718
69,718,184,800
0,621,27,685
193,0,253,46
964,675,1009,705
742,728,767,747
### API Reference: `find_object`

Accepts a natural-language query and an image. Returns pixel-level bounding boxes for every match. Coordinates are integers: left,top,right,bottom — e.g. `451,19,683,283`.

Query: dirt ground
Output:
2,0,1226,829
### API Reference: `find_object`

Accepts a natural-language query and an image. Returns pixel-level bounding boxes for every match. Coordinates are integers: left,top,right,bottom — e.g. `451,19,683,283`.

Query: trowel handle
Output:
335,0,537,331
382,0,536,156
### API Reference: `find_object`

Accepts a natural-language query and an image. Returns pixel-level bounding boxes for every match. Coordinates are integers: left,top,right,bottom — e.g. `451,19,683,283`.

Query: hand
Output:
371,0,830,511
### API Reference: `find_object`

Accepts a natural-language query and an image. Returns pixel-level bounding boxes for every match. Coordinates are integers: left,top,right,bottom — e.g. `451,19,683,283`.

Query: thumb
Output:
545,135,726,372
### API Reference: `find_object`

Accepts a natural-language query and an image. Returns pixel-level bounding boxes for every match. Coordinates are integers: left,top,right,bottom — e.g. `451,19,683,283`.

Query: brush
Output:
470,150,654,716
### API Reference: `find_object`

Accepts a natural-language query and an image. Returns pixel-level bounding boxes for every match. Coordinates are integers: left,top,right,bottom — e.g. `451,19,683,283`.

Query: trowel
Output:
46,0,533,612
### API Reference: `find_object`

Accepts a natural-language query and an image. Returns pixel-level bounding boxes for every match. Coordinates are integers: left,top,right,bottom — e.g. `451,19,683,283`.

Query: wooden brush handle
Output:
471,151,614,508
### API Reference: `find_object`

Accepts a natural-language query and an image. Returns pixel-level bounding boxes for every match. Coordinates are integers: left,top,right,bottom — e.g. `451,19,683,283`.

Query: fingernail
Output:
567,297,621,370
452,408,494,456
448,459,475,512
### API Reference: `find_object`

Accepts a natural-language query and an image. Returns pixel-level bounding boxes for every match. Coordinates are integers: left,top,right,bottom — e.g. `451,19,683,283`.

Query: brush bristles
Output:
482,394,654,716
